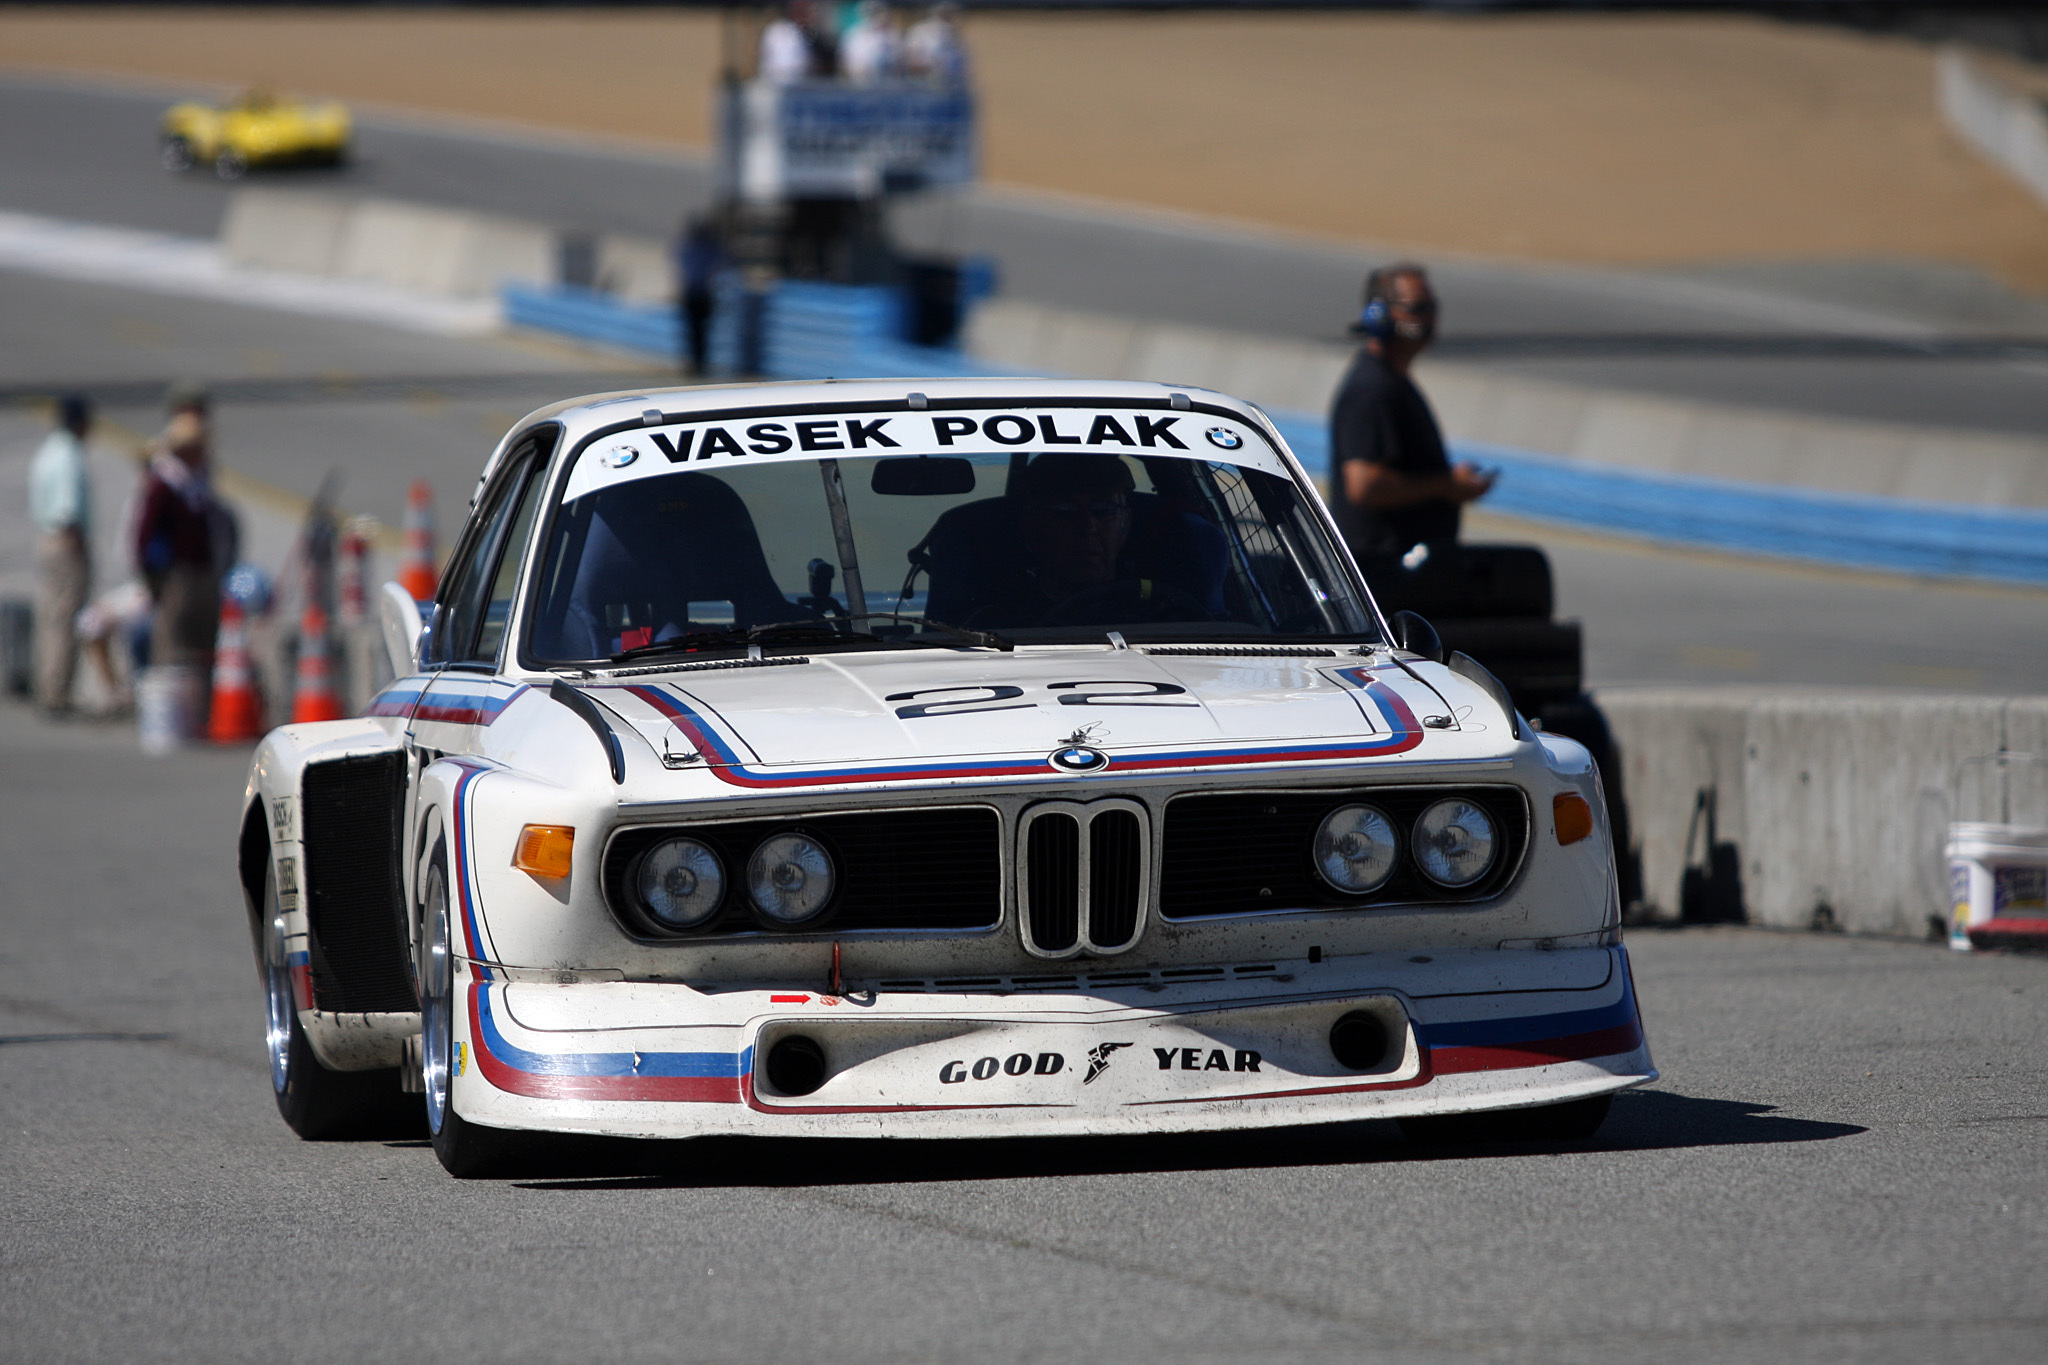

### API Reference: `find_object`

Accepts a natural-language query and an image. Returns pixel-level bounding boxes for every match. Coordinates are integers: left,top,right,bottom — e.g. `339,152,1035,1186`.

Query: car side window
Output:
471,461,548,661
426,430,555,666
426,461,528,667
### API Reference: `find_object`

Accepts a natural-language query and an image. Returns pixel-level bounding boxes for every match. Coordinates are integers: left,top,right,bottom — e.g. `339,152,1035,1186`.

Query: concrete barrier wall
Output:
1594,686,2048,937
221,189,615,301
595,236,674,305
1938,46,2048,213
219,191,354,277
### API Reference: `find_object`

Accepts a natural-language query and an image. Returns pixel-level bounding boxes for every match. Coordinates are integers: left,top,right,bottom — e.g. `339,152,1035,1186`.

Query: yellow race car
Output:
160,88,351,180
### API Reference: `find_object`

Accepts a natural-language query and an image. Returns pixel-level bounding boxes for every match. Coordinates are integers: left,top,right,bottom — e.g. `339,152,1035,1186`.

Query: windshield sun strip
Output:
565,394,1292,470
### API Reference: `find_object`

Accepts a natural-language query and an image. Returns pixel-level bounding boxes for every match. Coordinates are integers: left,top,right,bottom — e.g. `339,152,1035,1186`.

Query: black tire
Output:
421,838,538,1178
1398,1094,1612,1147
213,147,248,180
159,136,195,173
261,856,409,1139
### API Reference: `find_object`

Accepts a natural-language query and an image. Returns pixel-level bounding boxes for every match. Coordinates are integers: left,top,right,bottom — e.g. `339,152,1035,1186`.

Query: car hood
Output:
586,647,1515,786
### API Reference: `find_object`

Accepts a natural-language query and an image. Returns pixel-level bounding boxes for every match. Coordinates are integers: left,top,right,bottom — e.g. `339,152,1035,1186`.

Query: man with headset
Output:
1328,263,1495,556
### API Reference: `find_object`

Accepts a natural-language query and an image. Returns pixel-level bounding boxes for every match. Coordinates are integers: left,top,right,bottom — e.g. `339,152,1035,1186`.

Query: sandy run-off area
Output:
4,7,2045,290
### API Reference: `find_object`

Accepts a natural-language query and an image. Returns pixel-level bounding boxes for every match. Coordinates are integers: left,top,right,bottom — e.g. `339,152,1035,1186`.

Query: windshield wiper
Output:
760,613,1013,652
878,615,1014,652
607,624,825,664
606,616,1010,665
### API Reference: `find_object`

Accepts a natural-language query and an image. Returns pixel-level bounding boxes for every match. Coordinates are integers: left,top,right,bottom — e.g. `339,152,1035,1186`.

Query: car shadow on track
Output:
493,1090,1865,1190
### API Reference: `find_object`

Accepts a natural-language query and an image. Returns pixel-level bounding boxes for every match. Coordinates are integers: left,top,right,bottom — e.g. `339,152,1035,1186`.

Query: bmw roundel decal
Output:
603,443,639,469
1204,426,1244,451
1049,746,1110,773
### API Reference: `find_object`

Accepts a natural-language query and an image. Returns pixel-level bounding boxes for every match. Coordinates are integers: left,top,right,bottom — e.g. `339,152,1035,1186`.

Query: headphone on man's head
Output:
1356,299,1393,341
1353,264,1431,342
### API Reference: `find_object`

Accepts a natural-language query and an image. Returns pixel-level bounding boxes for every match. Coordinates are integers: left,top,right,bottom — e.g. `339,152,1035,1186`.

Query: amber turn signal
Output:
513,824,575,878
1552,793,1594,847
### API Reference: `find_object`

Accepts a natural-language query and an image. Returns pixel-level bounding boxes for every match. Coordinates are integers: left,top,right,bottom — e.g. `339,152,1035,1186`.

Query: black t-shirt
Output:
1328,350,1458,554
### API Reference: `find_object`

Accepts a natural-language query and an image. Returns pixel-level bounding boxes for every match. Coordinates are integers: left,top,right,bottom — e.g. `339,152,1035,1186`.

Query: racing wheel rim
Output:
261,867,293,1095
420,862,453,1135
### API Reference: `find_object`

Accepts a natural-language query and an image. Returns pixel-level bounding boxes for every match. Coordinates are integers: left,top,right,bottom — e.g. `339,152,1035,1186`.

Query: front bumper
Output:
448,945,1655,1140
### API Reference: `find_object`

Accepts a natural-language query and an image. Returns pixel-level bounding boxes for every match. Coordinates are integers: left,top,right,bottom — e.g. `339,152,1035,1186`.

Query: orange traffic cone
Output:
206,597,265,742
291,605,344,724
397,479,438,601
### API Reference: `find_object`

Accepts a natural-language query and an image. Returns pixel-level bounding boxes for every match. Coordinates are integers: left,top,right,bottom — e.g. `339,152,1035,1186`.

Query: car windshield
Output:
524,431,1376,663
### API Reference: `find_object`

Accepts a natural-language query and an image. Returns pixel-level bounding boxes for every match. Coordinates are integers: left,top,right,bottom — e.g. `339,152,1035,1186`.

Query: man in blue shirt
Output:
28,395,93,713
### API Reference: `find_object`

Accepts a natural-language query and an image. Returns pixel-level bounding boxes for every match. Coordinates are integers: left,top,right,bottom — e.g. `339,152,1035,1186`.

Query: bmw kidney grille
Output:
1018,799,1150,958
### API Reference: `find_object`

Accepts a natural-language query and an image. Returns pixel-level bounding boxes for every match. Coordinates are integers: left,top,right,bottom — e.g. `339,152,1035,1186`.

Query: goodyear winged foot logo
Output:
1083,1041,1133,1085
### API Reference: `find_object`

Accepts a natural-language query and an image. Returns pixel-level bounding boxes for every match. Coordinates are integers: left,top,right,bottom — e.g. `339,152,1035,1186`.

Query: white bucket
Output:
135,665,199,755
1945,821,2048,950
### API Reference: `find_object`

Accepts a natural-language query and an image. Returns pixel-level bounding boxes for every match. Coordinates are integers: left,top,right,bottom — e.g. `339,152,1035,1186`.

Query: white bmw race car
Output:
238,378,1654,1176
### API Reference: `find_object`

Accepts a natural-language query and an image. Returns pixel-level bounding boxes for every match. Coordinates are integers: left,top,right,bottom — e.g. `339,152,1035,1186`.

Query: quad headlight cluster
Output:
1311,797,1498,895
630,832,837,931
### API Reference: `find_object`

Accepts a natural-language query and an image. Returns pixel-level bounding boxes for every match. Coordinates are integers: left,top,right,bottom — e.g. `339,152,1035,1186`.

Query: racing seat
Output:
532,471,802,659
918,492,1230,627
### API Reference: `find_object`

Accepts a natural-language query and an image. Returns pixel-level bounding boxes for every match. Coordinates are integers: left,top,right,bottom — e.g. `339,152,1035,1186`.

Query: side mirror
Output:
871,456,976,496
1390,610,1445,664
380,581,426,678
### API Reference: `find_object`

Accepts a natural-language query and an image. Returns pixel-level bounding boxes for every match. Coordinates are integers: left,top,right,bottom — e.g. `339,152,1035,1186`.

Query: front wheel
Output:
421,839,533,1178
262,856,407,1138
159,136,195,172
213,147,248,180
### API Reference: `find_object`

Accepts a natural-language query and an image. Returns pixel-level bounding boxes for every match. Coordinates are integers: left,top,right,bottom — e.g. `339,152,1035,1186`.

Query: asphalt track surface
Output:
2,698,2045,1364
7,70,2048,439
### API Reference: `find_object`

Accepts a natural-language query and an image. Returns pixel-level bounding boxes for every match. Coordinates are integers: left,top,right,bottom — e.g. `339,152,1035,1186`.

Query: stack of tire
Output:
1359,543,1642,913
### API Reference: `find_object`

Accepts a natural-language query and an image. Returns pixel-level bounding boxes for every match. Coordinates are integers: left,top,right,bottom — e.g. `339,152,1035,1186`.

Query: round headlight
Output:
747,833,835,924
1312,804,1399,894
1411,798,1498,888
635,838,725,929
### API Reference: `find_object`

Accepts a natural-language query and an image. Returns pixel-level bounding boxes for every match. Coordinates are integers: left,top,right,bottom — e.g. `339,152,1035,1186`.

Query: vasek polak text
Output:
645,412,1201,462
570,407,1288,500
939,1046,1264,1083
